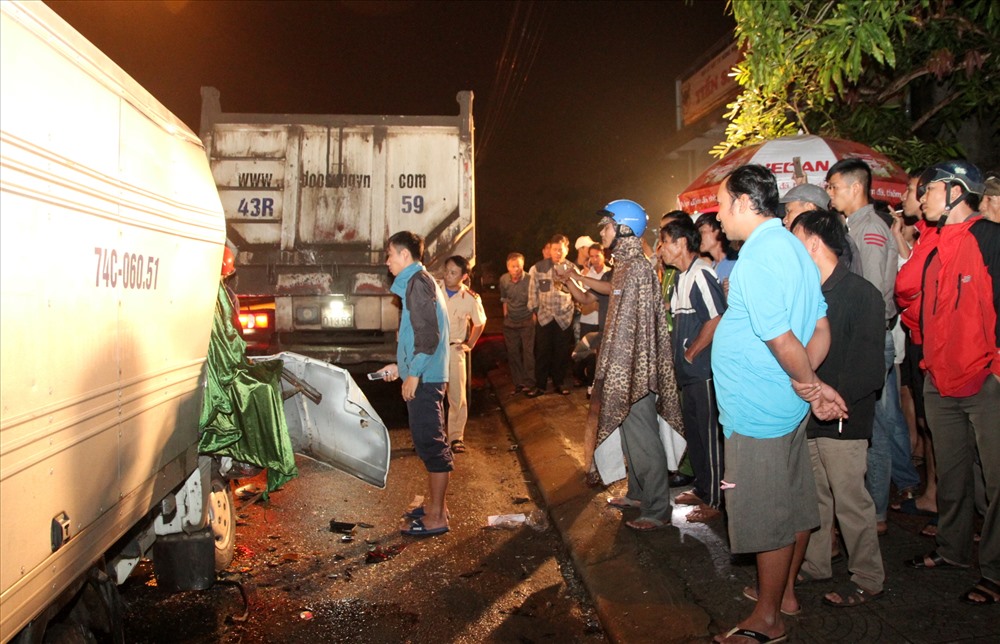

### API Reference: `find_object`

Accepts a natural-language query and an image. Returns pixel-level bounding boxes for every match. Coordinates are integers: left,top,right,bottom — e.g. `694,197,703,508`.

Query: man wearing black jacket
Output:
791,210,887,607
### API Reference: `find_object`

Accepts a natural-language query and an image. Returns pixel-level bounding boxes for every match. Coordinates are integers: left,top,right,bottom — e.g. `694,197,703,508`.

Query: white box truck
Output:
1,5,392,640
0,2,233,640
199,88,475,365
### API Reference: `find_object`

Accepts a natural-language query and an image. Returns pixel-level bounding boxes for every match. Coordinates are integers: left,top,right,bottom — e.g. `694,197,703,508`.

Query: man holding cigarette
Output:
790,210,887,607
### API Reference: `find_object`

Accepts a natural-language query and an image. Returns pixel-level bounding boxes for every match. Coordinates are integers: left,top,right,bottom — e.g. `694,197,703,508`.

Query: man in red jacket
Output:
905,161,1000,607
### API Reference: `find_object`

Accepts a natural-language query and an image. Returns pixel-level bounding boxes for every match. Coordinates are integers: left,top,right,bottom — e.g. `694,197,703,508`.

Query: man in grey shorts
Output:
711,165,847,644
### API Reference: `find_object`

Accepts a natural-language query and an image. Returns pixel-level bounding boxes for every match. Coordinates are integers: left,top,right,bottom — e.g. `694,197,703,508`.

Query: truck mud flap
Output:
253,352,390,488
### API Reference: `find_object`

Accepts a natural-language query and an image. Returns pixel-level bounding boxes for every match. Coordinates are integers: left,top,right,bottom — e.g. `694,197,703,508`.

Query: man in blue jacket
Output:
380,231,452,537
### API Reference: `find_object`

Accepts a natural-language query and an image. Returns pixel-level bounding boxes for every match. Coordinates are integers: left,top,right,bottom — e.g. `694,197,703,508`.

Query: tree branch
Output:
910,89,964,132
878,67,932,102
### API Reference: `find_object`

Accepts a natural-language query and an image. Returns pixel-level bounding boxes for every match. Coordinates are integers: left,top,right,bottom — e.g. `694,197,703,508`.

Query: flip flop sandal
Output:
718,626,787,643
795,570,831,586
674,491,702,506
892,498,937,517
404,507,450,520
607,496,641,509
960,577,1000,605
741,586,801,616
906,550,967,570
450,440,467,453
889,487,919,511
919,515,938,537
822,582,883,607
404,506,426,519
686,505,722,523
400,518,449,537
625,516,670,531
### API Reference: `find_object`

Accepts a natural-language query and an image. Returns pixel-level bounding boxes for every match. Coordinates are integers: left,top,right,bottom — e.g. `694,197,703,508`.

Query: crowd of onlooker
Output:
493,159,1000,643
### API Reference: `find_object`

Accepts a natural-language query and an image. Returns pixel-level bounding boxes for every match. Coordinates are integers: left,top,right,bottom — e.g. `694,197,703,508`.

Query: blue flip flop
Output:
404,506,425,519
401,518,449,537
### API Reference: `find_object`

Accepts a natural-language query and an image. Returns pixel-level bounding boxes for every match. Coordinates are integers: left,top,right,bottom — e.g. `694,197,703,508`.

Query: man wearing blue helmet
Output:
588,199,685,531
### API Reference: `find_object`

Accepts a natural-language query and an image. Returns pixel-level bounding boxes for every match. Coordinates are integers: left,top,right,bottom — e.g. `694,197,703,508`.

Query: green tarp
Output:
199,284,297,494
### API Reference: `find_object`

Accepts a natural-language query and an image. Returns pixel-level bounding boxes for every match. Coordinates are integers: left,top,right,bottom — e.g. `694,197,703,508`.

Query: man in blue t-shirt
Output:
710,165,847,644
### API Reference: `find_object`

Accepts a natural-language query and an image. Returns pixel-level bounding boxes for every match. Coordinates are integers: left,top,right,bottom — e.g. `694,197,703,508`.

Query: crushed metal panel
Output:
260,352,389,488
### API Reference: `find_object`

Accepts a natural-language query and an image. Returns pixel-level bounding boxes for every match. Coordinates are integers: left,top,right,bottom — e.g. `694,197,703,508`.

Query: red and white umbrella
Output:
677,134,910,213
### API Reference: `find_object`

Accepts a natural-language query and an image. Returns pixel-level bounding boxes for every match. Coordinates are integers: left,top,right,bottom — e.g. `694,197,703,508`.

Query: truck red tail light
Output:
239,312,270,331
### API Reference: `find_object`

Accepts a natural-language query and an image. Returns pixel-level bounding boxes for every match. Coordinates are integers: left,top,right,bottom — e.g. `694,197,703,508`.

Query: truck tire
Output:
209,466,235,570
14,568,123,644
41,623,95,643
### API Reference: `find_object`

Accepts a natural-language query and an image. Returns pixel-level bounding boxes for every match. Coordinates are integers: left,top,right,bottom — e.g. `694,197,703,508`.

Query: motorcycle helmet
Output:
598,199,647,240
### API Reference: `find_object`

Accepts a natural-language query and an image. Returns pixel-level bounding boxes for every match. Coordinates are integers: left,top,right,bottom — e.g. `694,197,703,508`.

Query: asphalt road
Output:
117,380,605,643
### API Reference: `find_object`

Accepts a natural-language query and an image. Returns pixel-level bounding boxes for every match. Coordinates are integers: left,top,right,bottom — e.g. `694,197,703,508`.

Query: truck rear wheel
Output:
13,568,123,644
209,466,235,570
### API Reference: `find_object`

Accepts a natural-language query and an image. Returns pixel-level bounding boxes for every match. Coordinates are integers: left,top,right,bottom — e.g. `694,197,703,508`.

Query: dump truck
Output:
199,88,476,365
0,3,389,641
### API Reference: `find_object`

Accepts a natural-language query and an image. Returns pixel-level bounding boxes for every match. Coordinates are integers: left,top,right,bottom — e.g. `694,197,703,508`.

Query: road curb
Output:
487,367,712,643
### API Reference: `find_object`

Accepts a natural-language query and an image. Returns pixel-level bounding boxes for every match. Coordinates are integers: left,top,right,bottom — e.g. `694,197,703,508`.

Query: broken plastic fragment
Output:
487,513,526,529
329,520,357,534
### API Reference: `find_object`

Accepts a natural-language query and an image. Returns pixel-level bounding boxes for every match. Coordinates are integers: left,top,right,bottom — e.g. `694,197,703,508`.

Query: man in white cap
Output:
574,235,597,270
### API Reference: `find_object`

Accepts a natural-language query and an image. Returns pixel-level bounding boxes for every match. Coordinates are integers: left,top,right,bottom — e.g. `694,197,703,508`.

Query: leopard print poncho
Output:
593,236,685,446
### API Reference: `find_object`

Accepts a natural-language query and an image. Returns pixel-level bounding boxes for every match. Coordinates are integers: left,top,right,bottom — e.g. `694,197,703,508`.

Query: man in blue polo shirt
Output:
711,165,846,644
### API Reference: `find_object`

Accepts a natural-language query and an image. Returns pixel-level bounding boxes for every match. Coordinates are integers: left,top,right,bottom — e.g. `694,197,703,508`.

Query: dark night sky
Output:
46,0,734,268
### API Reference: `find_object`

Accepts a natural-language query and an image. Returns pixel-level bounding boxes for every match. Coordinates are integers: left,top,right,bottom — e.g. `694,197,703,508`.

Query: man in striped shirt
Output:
658,216,727,523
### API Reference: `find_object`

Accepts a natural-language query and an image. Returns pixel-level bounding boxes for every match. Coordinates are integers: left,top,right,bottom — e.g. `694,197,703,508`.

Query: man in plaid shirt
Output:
527,234,576,397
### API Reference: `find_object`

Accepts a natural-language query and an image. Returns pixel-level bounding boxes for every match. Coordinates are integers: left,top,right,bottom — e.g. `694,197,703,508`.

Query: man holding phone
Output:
378,231,452,537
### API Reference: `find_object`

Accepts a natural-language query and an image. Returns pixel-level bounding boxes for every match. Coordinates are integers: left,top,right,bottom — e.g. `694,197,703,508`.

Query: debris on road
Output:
329,520,357,534
365,543,408,564
525,509,549,531
487,513,527,529
486,510,549,530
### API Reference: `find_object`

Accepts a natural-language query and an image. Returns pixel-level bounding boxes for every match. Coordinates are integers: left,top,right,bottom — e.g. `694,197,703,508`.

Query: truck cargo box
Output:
200,89,475,365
